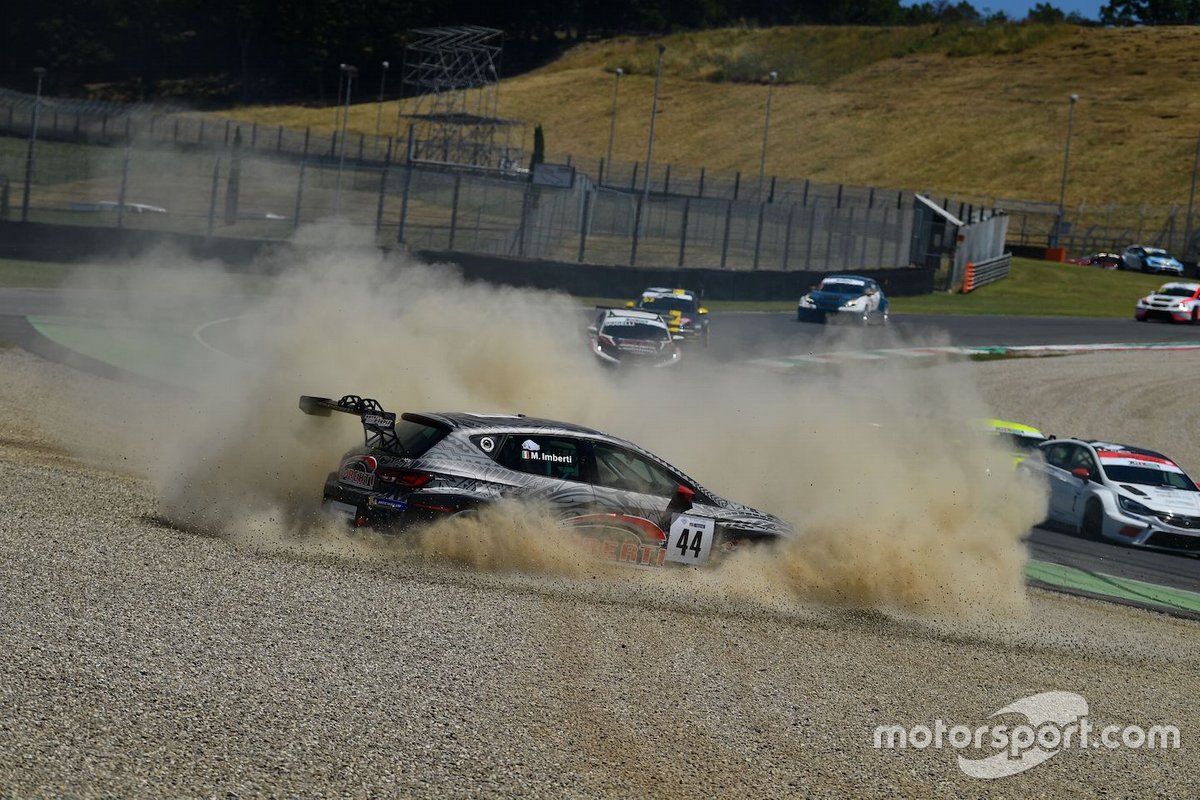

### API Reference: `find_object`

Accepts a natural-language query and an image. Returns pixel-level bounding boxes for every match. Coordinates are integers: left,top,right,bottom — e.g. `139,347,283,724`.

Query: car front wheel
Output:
1081,500,1104,541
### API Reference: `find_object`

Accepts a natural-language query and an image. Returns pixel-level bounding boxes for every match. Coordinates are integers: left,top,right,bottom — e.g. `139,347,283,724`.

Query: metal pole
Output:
605,68,623,185
335,64,357,213
375,60,389,149
20,67,46,222
334,62,346,134
639,44,666,233
1051,93,1079,248
759,71,777,181
1185,130,1200,260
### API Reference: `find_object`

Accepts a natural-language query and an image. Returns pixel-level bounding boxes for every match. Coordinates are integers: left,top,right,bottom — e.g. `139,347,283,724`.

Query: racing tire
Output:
1193,308,1200,325
1080,501,1104,541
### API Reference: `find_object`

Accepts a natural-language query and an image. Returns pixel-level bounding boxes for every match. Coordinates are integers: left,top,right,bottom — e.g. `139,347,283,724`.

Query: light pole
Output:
375,60,389,146
21,67,46,223
334,64,358,213
759,70,778,181
641,45,666,225
1051,93,1079,249
604,67,623,184
1184,131,1200,261
334,62,346,134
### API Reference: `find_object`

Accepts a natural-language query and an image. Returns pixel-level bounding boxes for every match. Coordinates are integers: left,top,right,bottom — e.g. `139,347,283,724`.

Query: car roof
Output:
1155,282,1200,291
641,287,696,299
1042,438,1174,462
983,418,1045,439
820,274,873,285
602,308,666,322
409,411,608,436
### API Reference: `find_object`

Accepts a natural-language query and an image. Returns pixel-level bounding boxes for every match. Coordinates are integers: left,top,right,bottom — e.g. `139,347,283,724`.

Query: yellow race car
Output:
626,287,710,346
983,419,1048,465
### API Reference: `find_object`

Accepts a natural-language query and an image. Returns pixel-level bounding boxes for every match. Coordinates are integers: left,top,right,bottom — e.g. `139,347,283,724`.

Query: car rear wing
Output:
299,394,404,454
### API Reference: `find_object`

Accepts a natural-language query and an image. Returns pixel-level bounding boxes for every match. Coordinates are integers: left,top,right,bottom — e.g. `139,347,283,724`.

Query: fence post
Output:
782,204,795,269
876,206,890,266
752,203,766,269
293,129,309,231
868,187,875,209
698,167,705,198
630,195,643,266
664,164,671,195
448,173,462,250
208,158,221,236
630,162,639,192
251,122,258,149
578,190,592,263
802,179,810,206
804,204,818,269
836,184,844,209
517,183,534,258
116,144,132,229
677,197,690,267
397,125,415,245
733,172,741,201
769,176,776,203
720,201,733,269
374,138,393,234
598,156,606,186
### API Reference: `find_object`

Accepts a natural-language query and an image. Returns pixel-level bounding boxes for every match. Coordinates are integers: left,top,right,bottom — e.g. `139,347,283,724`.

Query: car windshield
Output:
1103,465,1197,490
820,281,866,294
638,296,694,313
1145,249,1169,257
603,322,669,341
1157,286,1195,297
996,432,1045,453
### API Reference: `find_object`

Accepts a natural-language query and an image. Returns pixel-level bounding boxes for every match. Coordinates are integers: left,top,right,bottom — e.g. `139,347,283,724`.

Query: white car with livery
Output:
797,275,889,324
1135,282,1200,323
1023,438,1200,555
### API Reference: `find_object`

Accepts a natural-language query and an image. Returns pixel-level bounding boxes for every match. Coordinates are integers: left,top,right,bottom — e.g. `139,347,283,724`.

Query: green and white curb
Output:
1026,559,1200,618
752,342,1200,371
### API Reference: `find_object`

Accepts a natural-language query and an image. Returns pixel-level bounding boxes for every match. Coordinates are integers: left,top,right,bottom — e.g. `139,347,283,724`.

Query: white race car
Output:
1023,438,1200,555
797,275,889,324
1135,281,1200,323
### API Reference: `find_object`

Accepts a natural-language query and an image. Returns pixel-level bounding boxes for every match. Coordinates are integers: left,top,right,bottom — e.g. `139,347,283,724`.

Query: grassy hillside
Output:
216,24,1200,209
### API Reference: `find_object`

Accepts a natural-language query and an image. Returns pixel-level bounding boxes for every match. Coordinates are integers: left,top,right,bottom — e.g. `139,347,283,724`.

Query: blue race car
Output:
1120,245,1184,276
797,275,889,324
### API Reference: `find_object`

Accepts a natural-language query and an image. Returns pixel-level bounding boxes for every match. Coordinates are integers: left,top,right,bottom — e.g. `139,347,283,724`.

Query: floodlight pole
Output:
641,44,665,228
605,68,623,184
759,70,778,181
334,64,357,213
21,67,46,222
1051,93,1079,249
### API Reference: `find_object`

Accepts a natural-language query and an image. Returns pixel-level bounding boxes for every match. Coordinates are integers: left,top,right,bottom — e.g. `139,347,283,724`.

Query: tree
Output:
1026,3,1065,22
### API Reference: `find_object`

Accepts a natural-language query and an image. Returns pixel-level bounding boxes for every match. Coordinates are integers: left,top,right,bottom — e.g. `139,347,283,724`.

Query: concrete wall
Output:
0,221,936,299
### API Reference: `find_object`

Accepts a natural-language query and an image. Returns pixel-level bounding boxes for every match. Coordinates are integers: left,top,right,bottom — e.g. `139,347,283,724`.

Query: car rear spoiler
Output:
299,394,404,454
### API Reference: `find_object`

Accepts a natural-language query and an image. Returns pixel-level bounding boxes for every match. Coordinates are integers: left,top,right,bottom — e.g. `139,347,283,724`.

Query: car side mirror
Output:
1070,467,1091,481
671,485,695,511
624,301,635,309
698,307,709,315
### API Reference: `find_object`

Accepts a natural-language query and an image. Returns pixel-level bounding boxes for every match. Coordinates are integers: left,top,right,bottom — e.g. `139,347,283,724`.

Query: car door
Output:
1063,445,1100,525
1041,442,1078,523
490,434,595,516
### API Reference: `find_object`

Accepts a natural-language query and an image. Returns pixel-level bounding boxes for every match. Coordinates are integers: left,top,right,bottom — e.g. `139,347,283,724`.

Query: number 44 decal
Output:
665,514,715,566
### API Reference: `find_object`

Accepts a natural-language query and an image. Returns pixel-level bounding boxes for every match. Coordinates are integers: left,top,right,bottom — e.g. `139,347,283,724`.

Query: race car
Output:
1134,282,1200,323
626,287,710,346
1021,438,1200,555
1120,245,1184,275
1067,252,1122,269
982,419,1048,465
299,394,792,568
588,308,682,368
797,275,889,324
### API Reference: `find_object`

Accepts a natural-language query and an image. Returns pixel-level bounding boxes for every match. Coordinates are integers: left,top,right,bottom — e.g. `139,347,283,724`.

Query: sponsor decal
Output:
521,450,573,464
579,537,667,567
1096,450,1180,470
339,466,374,490
521,439,541,452
479,436,496,453
361,413,393,428
665,514,715,566
368,496,408,511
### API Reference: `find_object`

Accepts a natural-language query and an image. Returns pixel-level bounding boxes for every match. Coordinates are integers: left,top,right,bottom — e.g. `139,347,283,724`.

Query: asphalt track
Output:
2,287,1198,611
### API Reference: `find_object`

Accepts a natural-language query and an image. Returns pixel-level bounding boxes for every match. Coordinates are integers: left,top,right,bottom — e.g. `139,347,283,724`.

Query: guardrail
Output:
961,253,1012,293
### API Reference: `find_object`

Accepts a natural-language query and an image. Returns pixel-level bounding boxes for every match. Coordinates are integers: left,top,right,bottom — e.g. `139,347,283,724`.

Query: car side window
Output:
494,436,584,482
1069,447,1098,477
591,443,680,497
1043,443,1072,469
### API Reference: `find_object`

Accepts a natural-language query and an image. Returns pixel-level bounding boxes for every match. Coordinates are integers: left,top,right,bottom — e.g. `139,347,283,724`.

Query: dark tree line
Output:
0,0,1183,105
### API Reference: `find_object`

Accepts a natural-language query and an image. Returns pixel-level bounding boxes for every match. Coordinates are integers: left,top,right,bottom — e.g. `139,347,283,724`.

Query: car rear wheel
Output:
1192,307,1199,325
1081,500,1103,541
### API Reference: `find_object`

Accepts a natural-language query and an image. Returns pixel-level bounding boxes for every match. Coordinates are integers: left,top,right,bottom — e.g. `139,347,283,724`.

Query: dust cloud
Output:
49,223,1045,622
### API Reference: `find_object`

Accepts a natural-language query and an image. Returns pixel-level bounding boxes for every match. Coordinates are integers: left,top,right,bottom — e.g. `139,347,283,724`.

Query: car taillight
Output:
375,468,434,488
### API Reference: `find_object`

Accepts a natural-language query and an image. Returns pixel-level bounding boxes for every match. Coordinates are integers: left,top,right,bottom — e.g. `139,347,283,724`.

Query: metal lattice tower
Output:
401,26,523,169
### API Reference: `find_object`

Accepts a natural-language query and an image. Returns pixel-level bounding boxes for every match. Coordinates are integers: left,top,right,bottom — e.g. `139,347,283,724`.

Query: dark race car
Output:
300,394,792,568
587,308,682,368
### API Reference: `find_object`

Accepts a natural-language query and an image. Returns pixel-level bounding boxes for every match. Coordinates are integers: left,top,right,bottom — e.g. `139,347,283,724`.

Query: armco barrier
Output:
0,221,935,301
961,253,1012,294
